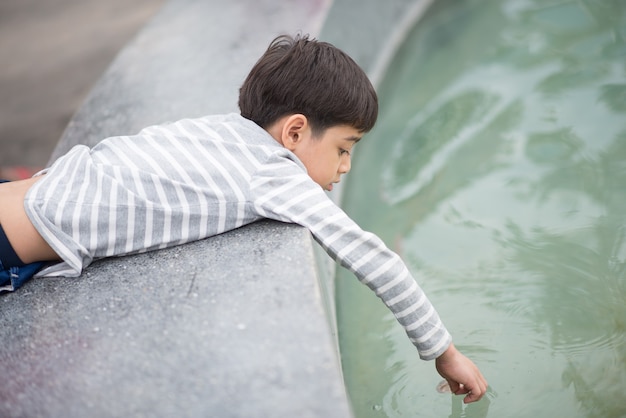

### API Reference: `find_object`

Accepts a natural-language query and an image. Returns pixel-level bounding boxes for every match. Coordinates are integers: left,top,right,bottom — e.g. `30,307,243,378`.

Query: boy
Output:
0,34,487,402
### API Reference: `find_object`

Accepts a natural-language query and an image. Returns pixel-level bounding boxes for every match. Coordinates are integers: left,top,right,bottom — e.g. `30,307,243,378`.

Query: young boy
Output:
0,34,487,402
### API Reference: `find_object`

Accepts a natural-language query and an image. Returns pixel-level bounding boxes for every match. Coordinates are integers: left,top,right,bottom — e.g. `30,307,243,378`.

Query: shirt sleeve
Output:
249,151,452,360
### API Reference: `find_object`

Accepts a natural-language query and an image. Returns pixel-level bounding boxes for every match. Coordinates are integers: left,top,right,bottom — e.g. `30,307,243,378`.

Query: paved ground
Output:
0,0,165,179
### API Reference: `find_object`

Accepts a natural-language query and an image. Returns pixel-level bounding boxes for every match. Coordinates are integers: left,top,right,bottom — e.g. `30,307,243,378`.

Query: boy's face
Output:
292,124,361,192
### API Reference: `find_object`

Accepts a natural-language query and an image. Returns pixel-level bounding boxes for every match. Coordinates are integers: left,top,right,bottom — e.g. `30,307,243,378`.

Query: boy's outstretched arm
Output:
250,158,488,401
435,343,488,403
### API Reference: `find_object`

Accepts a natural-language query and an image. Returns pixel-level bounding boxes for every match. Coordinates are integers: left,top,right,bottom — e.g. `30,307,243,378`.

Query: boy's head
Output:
239,34,378,136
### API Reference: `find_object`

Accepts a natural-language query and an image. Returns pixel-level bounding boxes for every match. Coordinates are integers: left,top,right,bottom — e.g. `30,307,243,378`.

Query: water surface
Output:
337,1,626,417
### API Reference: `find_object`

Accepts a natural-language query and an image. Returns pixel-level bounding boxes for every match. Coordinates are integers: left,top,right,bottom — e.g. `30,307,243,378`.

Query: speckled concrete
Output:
1,221,347,417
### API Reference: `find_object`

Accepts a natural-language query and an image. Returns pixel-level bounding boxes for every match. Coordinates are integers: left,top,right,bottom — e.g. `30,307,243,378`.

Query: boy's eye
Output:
340,149,350,156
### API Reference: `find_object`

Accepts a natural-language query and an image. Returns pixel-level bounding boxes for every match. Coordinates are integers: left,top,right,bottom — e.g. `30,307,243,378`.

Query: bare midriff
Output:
0,176,60,264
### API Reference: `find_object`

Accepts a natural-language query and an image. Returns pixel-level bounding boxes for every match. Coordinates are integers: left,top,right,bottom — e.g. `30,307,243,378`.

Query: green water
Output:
336,1,626,417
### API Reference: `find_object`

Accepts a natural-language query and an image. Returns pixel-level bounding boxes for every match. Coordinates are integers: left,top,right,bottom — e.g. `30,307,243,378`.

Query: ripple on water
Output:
553,331,625,357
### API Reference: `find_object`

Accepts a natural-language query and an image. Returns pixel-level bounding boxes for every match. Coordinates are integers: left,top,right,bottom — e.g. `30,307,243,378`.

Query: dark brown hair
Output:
239,34,378,135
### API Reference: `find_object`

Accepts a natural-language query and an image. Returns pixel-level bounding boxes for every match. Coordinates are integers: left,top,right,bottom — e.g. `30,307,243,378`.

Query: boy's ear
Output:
281,114,309,151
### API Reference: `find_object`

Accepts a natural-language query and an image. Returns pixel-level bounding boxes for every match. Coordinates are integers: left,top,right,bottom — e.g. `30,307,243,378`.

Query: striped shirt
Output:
24,113,451,359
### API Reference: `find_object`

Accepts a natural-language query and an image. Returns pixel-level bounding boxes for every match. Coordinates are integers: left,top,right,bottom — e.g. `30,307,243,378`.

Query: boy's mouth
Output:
327,181,339,192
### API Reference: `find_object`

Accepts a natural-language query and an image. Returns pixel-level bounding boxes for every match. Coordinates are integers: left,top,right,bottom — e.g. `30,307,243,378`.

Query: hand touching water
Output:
435,343,488,403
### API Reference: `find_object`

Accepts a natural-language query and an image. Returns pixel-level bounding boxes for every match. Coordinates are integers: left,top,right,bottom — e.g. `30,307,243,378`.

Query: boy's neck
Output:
264,121,285,147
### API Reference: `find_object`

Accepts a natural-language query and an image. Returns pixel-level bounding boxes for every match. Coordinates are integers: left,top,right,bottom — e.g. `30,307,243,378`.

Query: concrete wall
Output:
0,0,433,416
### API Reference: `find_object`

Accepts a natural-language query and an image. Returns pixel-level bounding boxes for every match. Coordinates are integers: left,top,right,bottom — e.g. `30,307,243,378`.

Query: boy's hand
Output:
435,343,488,404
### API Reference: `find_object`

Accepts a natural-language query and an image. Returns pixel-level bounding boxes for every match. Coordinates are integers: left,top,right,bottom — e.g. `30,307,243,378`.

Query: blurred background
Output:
0,0,165,179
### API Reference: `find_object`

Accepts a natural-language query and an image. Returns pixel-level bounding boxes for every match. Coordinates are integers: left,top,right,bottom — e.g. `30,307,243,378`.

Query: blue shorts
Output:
0,179,46,292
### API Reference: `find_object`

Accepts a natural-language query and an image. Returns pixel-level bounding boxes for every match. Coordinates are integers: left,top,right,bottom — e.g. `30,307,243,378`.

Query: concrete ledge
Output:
1,221,347,417
1,1,352,417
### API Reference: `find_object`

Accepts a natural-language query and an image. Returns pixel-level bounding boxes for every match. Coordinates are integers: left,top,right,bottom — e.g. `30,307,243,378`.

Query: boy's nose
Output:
339,154,351,174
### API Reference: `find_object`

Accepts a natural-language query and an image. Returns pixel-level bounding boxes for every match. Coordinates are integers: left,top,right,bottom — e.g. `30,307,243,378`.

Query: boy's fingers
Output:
452,382,468,394
464,384,487,403
447,380,461,394
461,379,488,403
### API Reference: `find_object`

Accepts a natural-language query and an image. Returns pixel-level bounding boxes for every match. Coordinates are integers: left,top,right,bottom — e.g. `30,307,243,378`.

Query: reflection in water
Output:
504,219,626,417
335,0,626,417
382,64,556,205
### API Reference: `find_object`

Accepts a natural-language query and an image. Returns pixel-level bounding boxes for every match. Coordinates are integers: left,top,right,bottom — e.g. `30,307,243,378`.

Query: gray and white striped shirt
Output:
24,113,451,359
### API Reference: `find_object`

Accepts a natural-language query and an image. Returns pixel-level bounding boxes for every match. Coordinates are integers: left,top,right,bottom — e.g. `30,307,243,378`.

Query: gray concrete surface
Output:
1,221,346,417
